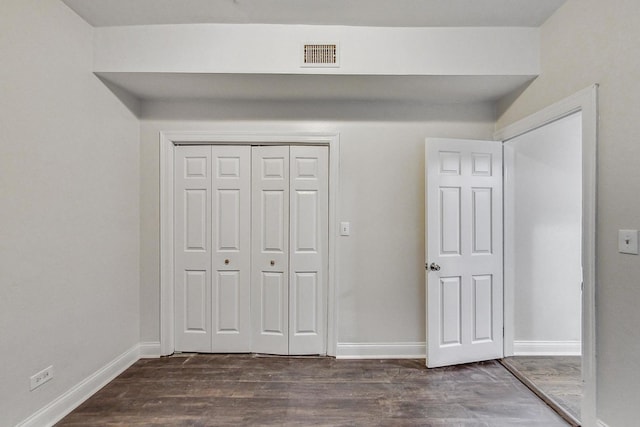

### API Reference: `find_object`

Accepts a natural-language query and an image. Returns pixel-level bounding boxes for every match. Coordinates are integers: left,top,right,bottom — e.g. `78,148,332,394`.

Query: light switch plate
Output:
618,229,639,255
340,221,350,236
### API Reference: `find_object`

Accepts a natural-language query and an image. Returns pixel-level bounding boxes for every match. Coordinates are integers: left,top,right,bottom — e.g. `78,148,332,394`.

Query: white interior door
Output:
175,145,213,352
252,146,290,355
210,146,252,352
425,138,503,368
289,146,328,355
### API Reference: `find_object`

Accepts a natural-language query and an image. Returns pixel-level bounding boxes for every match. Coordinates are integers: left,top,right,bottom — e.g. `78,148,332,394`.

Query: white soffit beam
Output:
94,25,539,76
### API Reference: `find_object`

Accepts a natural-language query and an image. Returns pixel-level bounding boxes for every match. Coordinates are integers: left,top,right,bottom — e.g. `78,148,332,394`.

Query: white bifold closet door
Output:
252,146,328,355
175,145,252,353
174,144,327,355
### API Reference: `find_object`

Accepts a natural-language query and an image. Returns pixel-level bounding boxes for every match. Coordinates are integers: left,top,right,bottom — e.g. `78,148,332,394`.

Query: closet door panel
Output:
289,146,329,355
211,146,251,352
251,146,290,355
175,145,212,352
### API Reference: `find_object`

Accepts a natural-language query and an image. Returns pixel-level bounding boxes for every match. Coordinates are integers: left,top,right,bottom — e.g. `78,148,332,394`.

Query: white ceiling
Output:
63,0,565,28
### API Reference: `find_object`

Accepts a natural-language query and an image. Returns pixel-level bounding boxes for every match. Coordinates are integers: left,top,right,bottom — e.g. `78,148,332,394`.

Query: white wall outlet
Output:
618,229,639,255
30,365,54,391
340,221,351,236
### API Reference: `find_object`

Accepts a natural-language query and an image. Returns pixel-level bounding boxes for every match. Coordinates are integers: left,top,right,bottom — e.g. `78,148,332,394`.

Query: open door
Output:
425,138,503,368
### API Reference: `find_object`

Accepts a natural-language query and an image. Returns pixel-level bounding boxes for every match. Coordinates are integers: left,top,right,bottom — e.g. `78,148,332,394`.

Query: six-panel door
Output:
426,138,503,368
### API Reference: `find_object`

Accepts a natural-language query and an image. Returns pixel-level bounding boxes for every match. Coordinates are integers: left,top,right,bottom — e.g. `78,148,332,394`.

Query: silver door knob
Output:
428,262,441,271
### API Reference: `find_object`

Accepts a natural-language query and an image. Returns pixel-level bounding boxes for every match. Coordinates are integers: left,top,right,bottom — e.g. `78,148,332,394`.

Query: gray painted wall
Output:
497,1,640,424
0,1,140,425
138,101,497,347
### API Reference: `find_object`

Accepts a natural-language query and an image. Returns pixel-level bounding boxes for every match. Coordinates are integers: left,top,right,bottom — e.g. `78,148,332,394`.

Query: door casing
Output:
160,132,340,357
495,85,598,427
424,85,597,425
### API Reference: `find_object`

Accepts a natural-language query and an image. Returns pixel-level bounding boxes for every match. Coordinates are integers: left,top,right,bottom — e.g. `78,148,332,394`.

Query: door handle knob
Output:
224,259,230,265
270,260,275,266
428,262,441,272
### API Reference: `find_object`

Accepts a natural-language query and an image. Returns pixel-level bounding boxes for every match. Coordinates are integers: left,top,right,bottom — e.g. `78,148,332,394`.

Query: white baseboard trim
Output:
139,341,161,358
336,342,426,359
513,340,581,356
17,343,141,427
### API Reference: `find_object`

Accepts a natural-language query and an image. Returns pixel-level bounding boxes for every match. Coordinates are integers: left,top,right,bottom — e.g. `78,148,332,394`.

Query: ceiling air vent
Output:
302,43,339,68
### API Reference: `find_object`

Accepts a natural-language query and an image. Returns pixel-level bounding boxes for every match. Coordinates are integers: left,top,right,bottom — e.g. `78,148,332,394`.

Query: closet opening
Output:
159,133,340,357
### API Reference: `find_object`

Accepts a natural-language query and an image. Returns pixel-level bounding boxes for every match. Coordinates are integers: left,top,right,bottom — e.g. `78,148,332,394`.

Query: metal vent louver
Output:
303,43,339,67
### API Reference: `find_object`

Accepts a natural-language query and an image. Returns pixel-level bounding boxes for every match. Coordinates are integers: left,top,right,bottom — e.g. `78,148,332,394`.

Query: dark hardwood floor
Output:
502,356,582,425
57,354,568,426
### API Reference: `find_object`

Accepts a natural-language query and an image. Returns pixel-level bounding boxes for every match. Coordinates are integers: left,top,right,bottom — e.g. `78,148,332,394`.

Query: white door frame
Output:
159,131,340,357
495,85,598,426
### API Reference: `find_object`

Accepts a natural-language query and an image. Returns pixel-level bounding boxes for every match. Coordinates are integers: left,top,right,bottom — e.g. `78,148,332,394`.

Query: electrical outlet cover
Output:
618,229,639,255
30,365,54,391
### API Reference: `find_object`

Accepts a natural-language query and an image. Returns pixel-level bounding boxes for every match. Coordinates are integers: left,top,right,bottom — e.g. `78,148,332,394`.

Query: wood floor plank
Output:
57,355,568,426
